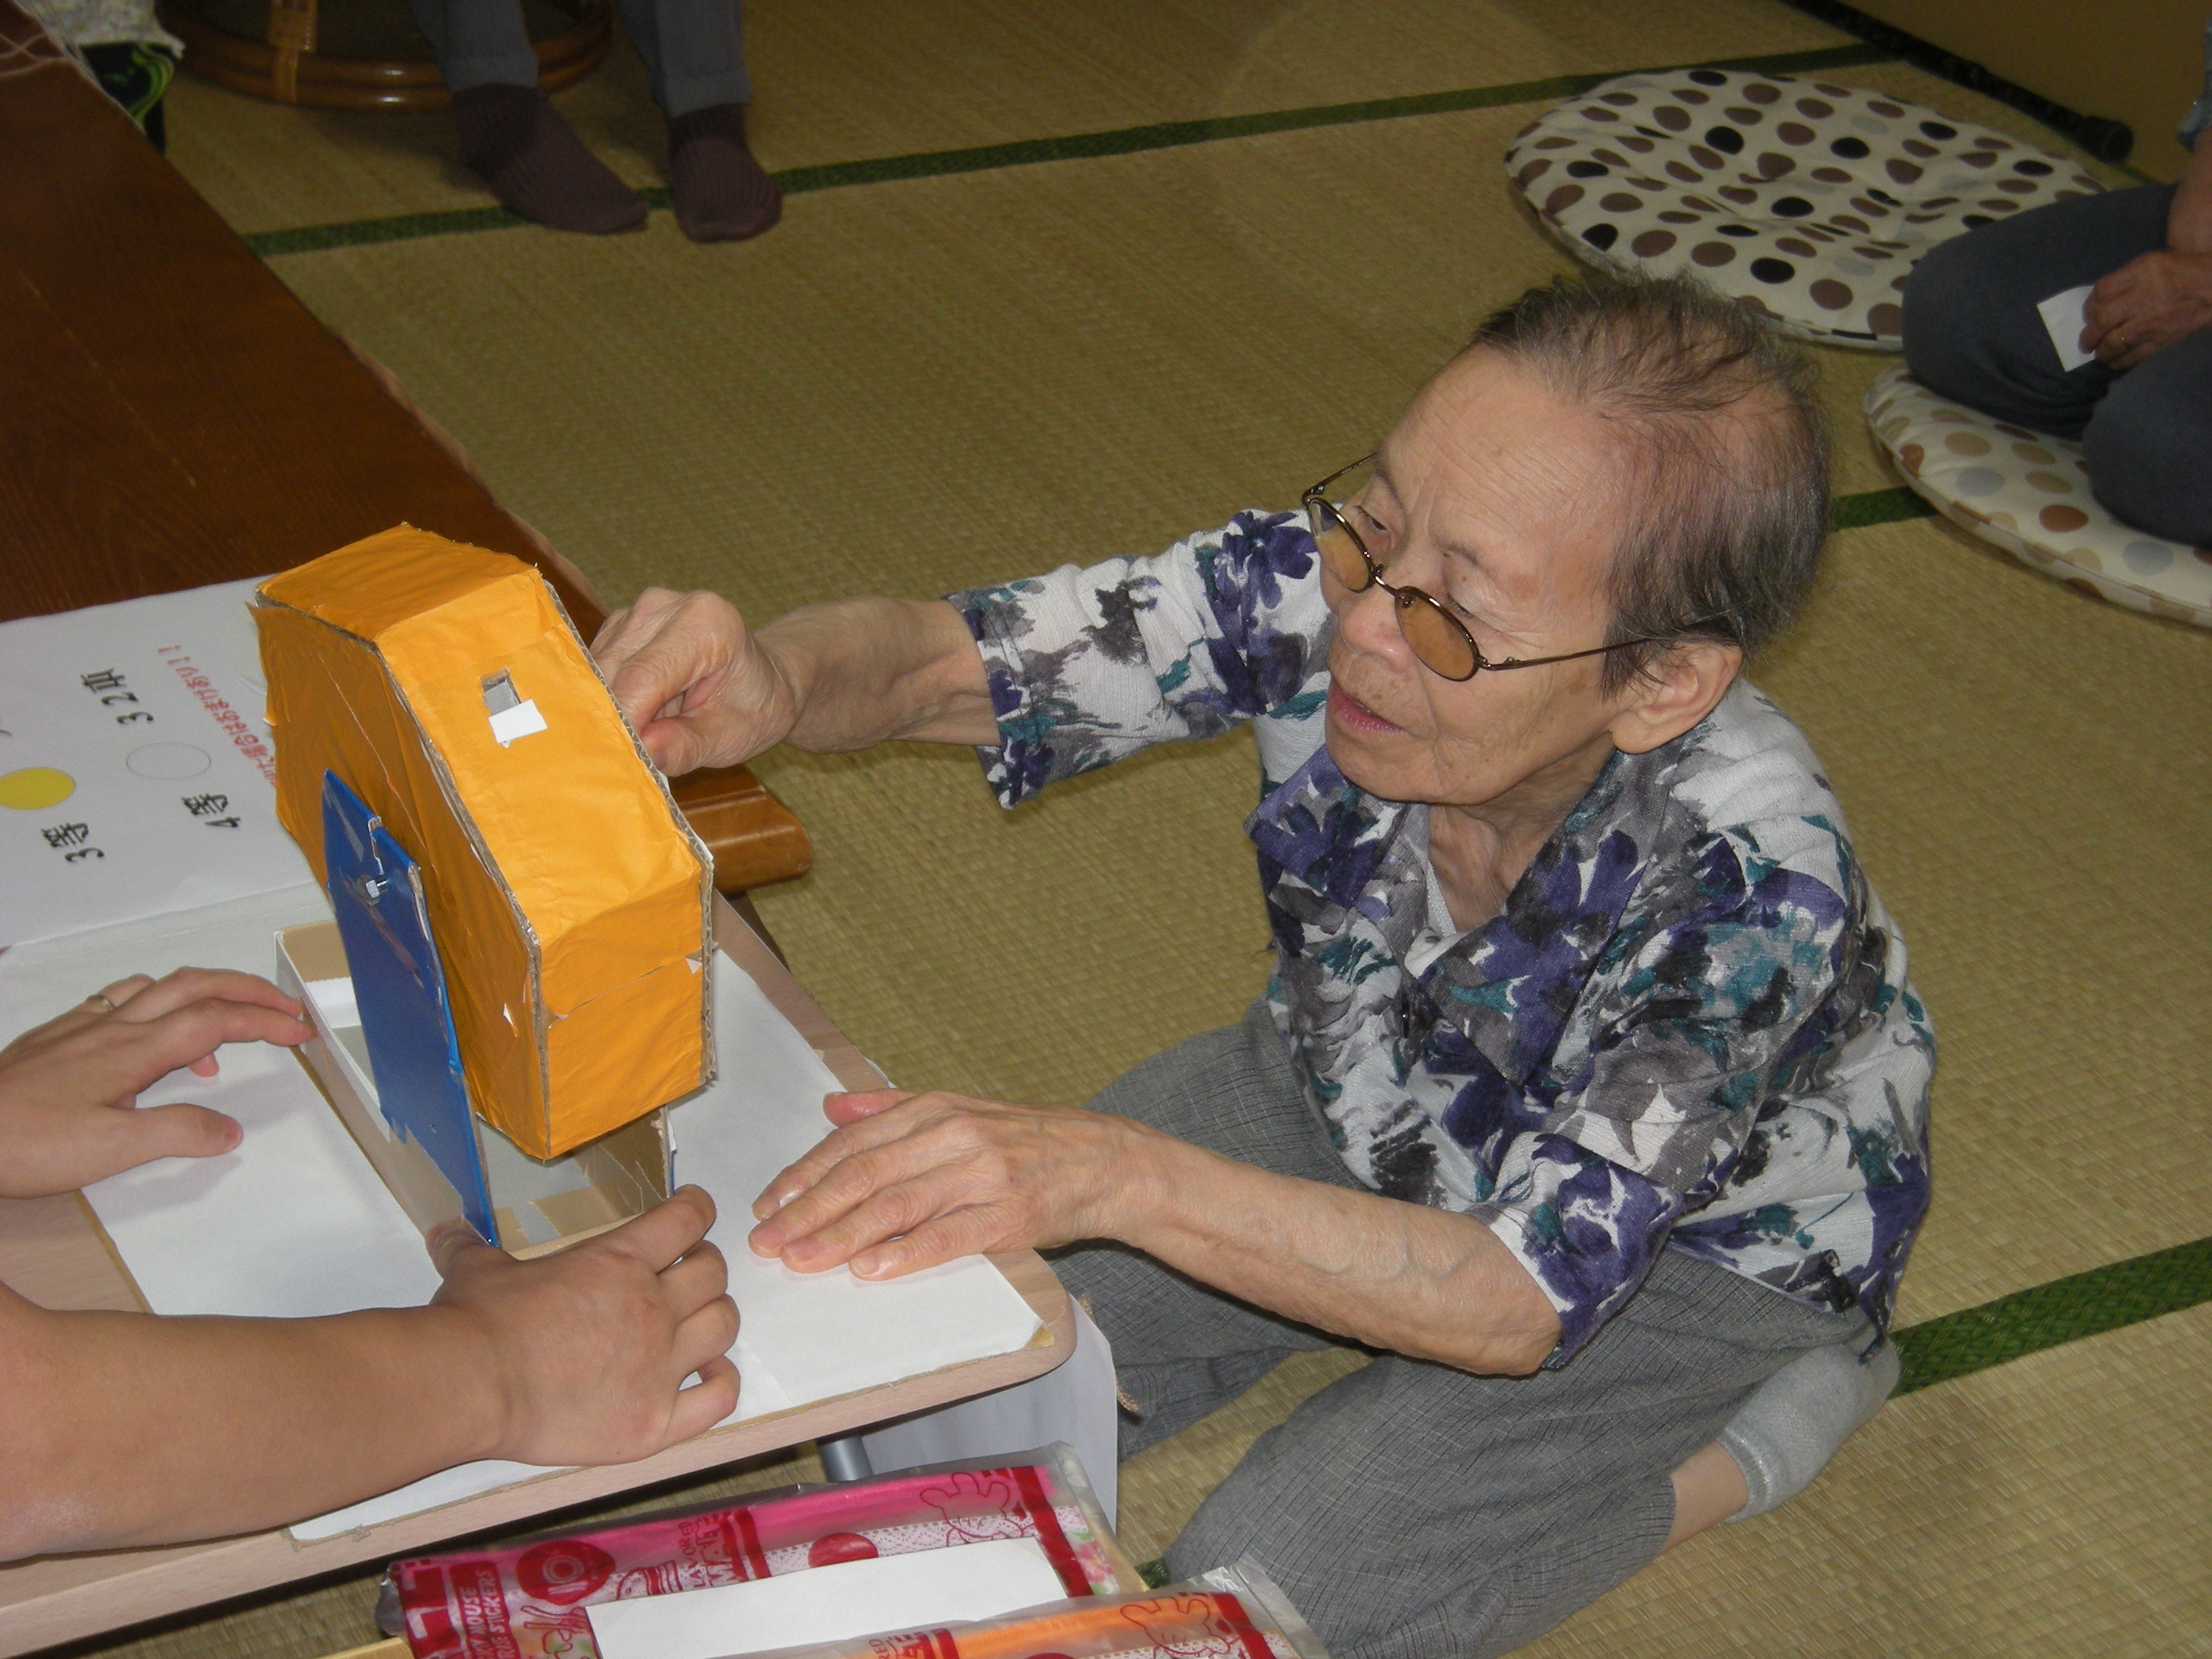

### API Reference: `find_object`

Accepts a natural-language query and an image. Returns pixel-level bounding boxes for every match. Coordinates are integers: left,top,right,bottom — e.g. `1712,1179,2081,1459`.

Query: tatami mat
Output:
59,2,2212,1654
165,0,1854,232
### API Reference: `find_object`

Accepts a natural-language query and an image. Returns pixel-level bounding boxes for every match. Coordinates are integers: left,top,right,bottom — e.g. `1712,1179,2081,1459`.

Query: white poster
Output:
0,580,314,947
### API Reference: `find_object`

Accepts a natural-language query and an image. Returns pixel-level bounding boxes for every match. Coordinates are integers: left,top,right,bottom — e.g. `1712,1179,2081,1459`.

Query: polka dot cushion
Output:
1866,365,2212,628
1507,66,2103,348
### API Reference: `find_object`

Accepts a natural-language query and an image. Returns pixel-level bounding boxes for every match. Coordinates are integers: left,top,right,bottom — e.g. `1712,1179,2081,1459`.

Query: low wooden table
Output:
0,896,1071,1656
0,19,1072,1650
0,0,807,897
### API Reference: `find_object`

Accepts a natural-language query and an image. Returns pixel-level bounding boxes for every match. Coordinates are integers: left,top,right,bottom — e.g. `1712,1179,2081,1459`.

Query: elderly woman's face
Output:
1322,350,1646,811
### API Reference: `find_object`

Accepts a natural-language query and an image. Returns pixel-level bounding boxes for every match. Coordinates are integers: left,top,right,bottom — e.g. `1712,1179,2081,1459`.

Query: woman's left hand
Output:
2082,249,2212,369
0,969,312,1200
747,1090,1147,1278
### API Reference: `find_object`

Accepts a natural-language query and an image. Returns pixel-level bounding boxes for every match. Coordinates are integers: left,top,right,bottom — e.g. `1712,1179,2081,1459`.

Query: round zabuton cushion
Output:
1507,67,2102,348
1866,366,2212,627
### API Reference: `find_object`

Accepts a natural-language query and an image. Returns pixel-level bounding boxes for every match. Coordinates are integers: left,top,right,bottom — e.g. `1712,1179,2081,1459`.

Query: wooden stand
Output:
156,0,611,111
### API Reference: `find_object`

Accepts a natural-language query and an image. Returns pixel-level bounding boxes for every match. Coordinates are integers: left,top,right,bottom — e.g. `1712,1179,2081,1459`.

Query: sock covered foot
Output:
667,102,782,243
453,83,646,234
1719,1336,1902,1519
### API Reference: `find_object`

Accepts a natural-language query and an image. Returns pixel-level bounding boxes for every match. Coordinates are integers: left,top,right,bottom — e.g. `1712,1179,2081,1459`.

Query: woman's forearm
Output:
1113,1129,1561,1376
0,1291,497,1559
2169,131,2212,252
759,597,1000,752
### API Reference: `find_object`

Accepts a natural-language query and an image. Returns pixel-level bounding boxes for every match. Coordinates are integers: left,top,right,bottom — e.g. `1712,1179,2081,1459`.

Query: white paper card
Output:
0,899,1043,1540
586,1538,1067,1659
2039,284,2096,370
488,700,548,746
0,579,313,947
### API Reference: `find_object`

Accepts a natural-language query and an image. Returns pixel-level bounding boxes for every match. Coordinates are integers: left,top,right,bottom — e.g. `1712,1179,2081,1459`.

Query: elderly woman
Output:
596,276,1933,1656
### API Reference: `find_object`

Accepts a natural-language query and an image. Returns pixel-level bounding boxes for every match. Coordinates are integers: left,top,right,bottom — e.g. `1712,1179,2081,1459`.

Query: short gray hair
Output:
1465,274,1830,693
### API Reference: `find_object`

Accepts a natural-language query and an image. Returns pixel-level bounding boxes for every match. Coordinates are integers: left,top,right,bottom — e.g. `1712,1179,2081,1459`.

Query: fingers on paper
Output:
853,1209,1009,1280
124,1101,243,1164
110,968,302,1025
134,998,314,1080
655,1238,730,1317
669,1293,739,1385
823,1088,912,1125
665,1354,741,1443
752,1095,920,1220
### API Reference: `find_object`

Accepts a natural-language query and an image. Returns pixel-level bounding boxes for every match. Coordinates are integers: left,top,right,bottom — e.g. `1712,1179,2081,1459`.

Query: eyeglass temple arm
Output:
1305,451,1380,502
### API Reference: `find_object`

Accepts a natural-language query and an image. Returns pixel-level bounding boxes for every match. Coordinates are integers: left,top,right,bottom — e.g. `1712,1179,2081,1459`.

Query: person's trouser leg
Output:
2082,323,2212,545
1902,184,2175,437
403,0,537,91
611,0,748,117
1167,1252,1865,1659
1056,1002,1866,1656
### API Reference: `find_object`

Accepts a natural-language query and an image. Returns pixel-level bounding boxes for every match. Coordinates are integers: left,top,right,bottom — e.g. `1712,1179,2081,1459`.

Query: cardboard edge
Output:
533,573,719,1093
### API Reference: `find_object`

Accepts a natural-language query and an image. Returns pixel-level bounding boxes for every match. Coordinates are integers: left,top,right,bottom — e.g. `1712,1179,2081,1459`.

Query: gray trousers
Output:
405,0,750,117
1902,183,2212,546
1052,1003,1863,1659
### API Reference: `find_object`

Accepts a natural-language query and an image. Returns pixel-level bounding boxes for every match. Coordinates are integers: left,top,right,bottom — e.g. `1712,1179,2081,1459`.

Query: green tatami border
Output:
1893,1235,2212,1394
240,42,1894,258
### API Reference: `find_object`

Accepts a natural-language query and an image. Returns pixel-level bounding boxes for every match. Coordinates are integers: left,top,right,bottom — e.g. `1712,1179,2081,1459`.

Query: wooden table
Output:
0,0,807,897
0,895,1071,1656
0,20,1071,1652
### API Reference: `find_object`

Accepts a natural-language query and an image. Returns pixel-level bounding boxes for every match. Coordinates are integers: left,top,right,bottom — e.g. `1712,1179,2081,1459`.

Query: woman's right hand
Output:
592,588,800,775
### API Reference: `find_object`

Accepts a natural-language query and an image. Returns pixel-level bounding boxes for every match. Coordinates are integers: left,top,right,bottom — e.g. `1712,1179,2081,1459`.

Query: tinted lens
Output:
1395,591,1480,680
1311,507,1375,593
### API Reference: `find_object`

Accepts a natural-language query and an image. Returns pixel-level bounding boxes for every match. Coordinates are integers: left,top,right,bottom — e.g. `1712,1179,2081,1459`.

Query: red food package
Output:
387,1444,1133,1659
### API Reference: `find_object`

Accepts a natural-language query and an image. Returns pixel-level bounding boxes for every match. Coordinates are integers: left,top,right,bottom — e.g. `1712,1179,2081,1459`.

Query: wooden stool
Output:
155,0,609,110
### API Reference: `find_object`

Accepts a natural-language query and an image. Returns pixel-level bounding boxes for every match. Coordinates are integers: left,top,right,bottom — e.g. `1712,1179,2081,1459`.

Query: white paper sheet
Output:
586,1537,1067,1659
2039,283,2097,371
0,580,313,947
0,903,1043,1540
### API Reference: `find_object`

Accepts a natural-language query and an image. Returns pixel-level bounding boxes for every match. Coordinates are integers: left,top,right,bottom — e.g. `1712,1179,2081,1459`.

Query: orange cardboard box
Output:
255,526,714,1160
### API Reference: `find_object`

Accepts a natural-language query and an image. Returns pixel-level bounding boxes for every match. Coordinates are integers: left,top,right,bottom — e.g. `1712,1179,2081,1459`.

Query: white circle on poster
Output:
126,742,213,779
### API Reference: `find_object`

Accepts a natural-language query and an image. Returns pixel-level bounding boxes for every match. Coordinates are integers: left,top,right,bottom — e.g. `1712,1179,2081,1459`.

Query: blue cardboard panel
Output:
321,771,497,1242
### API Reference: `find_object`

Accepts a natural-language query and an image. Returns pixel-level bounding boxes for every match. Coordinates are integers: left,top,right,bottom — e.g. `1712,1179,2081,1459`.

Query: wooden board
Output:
0,897,1070,1656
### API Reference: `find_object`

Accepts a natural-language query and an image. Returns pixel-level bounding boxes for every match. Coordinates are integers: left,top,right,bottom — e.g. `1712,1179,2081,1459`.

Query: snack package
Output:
386,1446,1134,1659
729,1557,1331,1659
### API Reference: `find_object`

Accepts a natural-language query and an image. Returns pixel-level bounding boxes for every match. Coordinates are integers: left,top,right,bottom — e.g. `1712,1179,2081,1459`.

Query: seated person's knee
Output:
2083,375,2212,546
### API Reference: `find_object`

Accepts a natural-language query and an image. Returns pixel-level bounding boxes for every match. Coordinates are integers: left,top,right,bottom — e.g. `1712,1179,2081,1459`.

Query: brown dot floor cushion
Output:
1507,66,2102,348
1866,365,2212,627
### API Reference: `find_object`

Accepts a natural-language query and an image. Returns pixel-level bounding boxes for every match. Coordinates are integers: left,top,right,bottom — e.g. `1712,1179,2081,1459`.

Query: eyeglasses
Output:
1303,454,1681,684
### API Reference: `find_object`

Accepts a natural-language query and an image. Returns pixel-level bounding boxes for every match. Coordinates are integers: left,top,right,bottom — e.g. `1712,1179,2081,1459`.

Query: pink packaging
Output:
386,1444,1134,1659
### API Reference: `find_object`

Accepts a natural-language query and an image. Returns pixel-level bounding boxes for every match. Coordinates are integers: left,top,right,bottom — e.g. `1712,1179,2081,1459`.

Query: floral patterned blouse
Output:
951,510,1933,1363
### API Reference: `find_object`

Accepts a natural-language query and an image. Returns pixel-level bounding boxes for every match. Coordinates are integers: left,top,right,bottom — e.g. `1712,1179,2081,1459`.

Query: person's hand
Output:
2082,249,2212,369
747,1090,1151,1279
430,1186,739,1466
0,970,313,1200
592,588,799,775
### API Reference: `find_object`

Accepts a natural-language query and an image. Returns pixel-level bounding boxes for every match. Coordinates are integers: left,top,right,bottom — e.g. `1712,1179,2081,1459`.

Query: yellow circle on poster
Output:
0,768,77,811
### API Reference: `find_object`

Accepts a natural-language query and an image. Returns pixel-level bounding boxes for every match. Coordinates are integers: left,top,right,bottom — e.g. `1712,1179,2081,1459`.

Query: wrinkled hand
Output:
592,587,798,775
0,969,313,1200
2083,249,2212,370
747,1090,1146,1279
431,1185,739,1467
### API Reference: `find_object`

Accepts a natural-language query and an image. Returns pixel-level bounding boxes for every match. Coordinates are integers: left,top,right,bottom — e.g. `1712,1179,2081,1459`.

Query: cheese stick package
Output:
726,1557,1331,1659
384,1445,1134,1659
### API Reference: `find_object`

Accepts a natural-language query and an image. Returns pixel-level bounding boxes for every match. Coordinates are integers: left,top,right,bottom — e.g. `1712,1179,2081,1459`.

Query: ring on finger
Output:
83,991,117,1013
